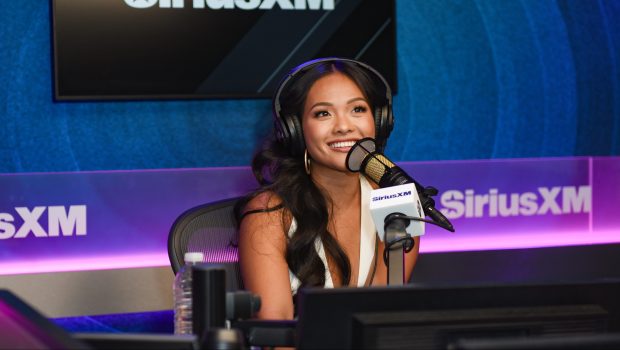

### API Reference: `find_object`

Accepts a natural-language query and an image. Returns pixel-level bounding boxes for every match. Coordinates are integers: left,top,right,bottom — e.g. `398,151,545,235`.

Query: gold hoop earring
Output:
304,149,311,175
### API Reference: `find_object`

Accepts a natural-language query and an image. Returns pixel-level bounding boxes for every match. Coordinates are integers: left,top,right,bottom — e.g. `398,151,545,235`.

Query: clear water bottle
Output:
174,252,204,335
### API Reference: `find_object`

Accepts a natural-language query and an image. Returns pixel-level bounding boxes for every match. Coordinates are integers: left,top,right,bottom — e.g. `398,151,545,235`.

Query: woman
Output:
236,58,420,320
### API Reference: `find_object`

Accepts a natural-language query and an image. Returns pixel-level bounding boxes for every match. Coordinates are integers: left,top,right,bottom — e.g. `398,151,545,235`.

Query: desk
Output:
53,310,295,348
53,310,174,334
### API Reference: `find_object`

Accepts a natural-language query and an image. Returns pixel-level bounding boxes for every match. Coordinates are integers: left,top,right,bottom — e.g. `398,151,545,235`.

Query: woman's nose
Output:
333,114,353,134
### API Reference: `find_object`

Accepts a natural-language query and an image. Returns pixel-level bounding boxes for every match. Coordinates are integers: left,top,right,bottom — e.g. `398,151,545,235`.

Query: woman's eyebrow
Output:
308,101,333,109
308,97,367,110
347,97,367,104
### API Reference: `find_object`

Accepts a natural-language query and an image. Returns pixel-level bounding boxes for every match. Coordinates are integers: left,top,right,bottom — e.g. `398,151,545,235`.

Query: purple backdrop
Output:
0,157,618,275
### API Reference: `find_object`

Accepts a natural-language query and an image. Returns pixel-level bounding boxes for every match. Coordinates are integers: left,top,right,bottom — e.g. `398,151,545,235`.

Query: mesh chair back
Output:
168,197,243,290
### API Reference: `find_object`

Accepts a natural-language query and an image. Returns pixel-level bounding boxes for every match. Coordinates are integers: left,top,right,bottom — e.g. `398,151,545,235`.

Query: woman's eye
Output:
353,106,368,113
314,110,330,118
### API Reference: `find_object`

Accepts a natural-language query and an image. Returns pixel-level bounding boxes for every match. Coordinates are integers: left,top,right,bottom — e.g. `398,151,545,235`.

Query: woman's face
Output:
302,72,376,173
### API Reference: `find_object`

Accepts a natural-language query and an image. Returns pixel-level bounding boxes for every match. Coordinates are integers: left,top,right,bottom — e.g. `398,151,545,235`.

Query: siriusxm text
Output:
439,186,591,219
124,0,335,10
372,191,413,202
0,206,87,239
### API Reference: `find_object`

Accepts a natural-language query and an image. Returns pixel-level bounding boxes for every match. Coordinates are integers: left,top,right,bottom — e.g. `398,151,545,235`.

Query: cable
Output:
381,214,452,265
383,235,415,265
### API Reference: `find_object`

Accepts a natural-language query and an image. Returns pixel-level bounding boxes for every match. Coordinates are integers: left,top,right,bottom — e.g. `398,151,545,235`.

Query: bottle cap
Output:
184,252,204,263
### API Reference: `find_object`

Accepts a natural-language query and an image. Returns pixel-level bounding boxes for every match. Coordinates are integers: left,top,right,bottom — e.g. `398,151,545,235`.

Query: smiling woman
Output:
234,58,420,320
302,73,376,174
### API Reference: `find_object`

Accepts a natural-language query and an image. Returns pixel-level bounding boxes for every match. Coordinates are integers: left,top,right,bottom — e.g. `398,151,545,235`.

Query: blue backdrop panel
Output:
0,0,619,173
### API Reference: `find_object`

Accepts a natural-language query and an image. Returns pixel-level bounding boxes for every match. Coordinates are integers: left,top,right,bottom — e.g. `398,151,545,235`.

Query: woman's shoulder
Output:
239,191,292,241
244,191,282,212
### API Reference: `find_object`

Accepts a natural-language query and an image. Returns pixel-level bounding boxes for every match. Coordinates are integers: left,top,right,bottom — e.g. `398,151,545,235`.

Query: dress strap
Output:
357,175,376,286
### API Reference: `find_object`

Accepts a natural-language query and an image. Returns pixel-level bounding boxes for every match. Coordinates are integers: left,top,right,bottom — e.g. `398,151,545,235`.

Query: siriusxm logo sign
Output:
440,186,591,219
123,0,335,10
0,205,87,239
372,190,413,202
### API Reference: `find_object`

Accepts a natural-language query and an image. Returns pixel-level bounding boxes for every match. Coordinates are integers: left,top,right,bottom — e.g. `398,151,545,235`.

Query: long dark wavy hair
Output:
236,59,386,288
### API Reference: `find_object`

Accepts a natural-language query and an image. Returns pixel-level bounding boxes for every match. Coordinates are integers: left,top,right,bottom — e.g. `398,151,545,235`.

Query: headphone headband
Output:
273,57,392,120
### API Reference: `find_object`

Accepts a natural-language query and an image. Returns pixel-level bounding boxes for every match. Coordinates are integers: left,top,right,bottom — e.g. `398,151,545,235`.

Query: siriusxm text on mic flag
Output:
369,183,425,241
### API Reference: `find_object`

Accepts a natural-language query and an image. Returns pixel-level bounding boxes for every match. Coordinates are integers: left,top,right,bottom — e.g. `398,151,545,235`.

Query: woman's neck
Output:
310,167,360,209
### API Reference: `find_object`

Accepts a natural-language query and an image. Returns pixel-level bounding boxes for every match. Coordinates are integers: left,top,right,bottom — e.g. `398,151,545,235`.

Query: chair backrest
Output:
167,197,244,290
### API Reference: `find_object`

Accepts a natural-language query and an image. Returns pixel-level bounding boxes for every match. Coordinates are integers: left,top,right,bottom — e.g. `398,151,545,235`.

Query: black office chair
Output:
167,197,244,290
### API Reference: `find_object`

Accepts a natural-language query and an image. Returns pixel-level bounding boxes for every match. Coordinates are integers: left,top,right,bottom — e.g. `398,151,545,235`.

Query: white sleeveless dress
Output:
288,176,376,295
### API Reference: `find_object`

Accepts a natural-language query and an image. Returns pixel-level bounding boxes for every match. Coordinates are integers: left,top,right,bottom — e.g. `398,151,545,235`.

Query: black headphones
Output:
272,57,394,156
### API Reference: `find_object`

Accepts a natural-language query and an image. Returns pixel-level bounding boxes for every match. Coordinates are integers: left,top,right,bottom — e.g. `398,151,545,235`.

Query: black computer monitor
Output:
0,290,90,350
73,333,197,350
295,280,620,349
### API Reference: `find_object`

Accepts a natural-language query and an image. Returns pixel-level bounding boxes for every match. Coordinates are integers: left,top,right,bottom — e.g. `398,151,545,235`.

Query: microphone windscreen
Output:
364,153,395,184
346,138,376,171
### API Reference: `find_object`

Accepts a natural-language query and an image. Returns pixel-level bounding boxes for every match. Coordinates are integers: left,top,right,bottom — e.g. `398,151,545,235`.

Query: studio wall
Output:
0,0,619,174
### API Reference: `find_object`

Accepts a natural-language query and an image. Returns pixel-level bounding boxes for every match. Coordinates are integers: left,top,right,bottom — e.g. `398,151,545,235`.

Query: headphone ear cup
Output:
374,105,393,151
274,116,290,148
281,114,305,156
374,106,383,141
